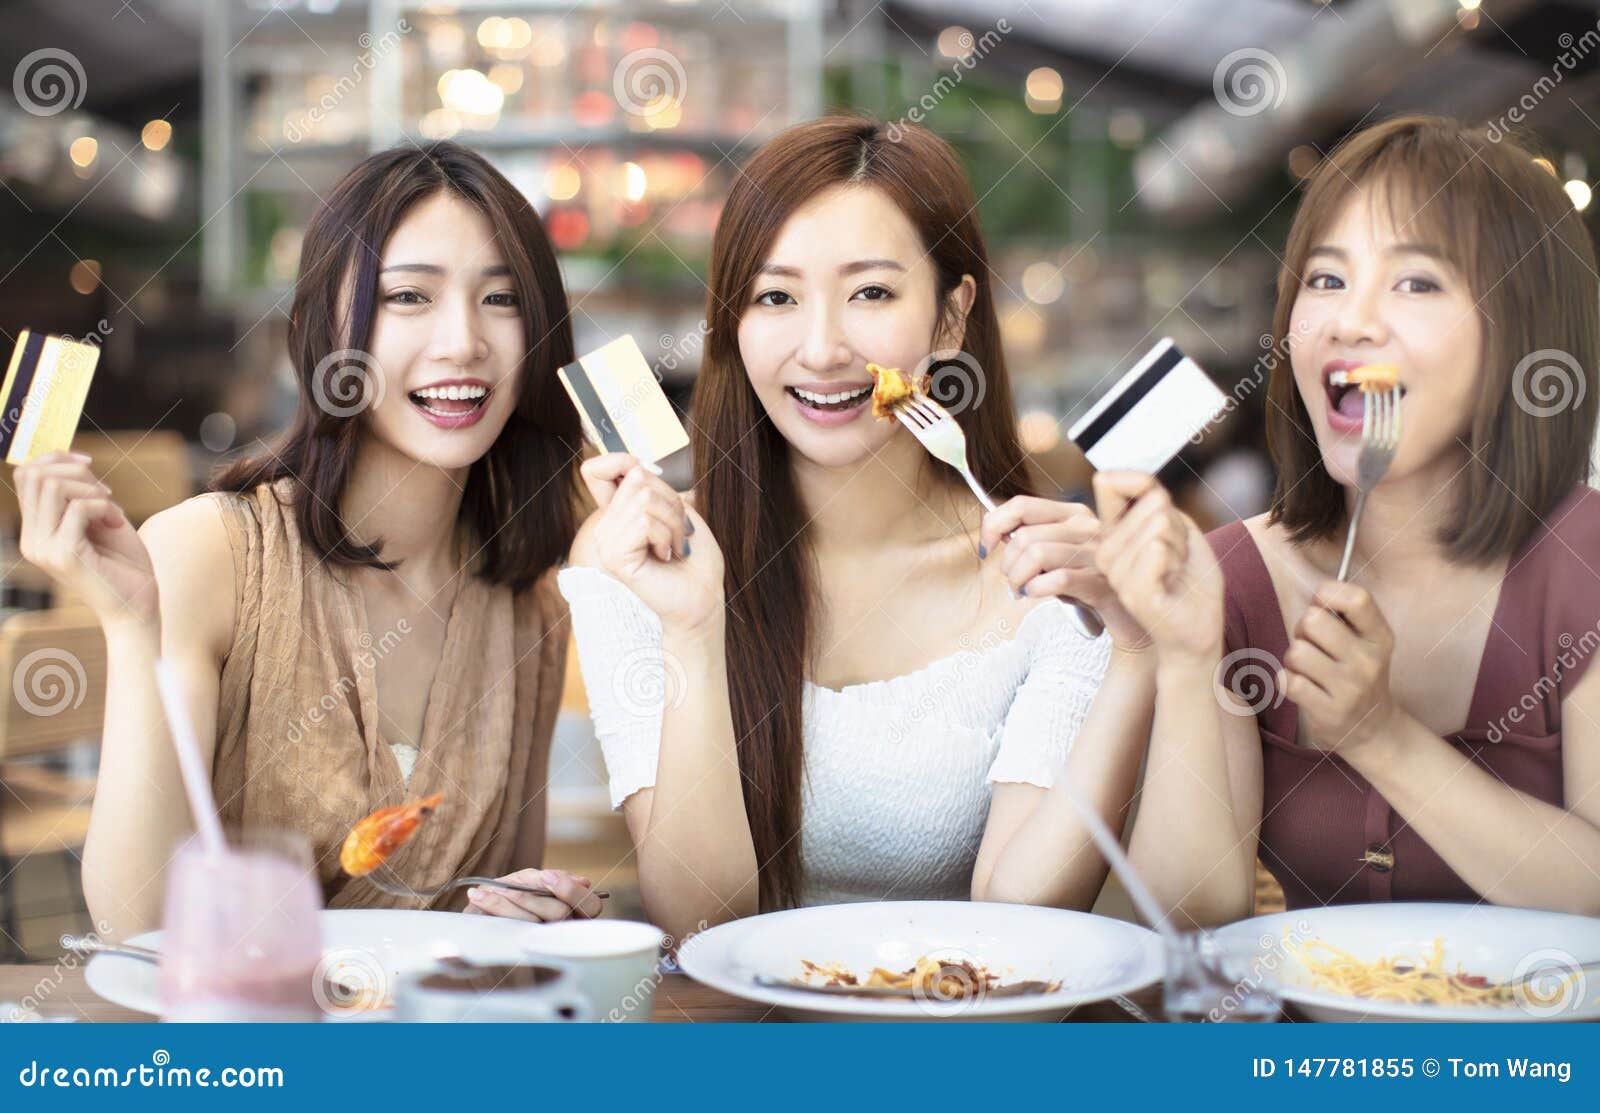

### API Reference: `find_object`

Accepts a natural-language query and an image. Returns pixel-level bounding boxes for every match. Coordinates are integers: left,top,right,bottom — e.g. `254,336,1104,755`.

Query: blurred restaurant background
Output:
1,0,1599,957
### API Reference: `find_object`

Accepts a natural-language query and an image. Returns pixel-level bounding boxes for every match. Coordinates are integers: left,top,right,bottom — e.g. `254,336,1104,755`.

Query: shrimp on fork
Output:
340,793,444,877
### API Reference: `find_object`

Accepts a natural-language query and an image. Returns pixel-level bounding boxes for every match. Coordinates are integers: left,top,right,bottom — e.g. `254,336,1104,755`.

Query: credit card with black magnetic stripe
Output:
1067,337,1227,475
557,355,628,454
0,329,44,458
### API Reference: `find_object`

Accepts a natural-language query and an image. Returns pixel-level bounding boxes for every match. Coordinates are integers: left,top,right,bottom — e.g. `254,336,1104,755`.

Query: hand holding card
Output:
1067,339,1229,659
14,450,158,628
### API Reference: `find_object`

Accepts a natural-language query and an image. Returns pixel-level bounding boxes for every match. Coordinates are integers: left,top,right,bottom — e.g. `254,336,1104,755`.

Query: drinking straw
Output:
1054,774,1183,949
154,658,227,857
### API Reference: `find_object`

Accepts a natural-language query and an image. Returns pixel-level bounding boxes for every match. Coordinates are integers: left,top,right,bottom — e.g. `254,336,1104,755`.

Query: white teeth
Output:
792,385,869,405
411,384,488,401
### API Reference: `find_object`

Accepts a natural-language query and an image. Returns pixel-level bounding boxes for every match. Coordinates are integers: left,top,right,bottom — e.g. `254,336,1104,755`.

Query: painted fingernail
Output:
682,539,692,558
685,517,695,536
467,887,485,903
977,542,987,560
1018,583,1028,597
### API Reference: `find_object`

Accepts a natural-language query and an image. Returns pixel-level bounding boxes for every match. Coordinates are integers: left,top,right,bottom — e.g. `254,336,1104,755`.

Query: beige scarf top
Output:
206,479,570,910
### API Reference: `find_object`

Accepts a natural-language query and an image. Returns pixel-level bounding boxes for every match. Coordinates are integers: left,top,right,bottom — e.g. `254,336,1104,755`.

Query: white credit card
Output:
1068,338,1227,473
557,335,690,465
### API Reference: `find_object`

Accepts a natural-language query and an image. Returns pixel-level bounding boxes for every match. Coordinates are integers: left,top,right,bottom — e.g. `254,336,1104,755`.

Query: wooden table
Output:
1,965,1162,1023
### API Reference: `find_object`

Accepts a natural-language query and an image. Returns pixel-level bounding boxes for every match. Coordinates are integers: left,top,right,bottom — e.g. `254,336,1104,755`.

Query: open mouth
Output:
786,384,872,414
408,383,491,419
1323,368,1406,424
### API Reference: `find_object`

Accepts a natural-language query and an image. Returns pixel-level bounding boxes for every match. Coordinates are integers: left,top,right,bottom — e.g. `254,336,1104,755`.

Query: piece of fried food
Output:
868,362,926,419
339,793,443,876
1331,363,1400,393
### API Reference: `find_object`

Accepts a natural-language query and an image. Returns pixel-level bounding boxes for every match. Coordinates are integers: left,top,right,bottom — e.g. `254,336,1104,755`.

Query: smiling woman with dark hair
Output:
14,141,601,938
558,117,1148,942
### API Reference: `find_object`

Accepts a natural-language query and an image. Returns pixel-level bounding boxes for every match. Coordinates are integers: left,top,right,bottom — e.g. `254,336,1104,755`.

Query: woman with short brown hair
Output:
986,115,1600,925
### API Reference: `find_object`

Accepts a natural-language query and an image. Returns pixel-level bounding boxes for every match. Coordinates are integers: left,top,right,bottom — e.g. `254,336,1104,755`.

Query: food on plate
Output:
1327,363,1400,393
868,362,928,419
340,793,443,877
795,956,1059,999
1285,934,1569,1007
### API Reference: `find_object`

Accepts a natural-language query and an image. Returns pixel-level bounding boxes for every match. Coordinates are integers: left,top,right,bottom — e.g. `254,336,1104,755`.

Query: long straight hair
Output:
693,117,1036,909
214,141,581,591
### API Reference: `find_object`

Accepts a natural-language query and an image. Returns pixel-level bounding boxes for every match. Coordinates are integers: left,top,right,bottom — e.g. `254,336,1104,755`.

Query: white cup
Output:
519,920,666,1022
393,961,590,1023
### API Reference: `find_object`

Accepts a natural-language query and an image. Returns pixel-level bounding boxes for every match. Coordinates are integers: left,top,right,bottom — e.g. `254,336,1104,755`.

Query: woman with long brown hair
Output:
561,117,1151,939
988,115,1600,925
16,141,602,937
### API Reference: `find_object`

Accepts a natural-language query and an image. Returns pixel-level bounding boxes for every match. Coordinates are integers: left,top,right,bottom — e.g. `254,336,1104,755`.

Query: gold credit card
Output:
0,330,101,464
557,335,689,465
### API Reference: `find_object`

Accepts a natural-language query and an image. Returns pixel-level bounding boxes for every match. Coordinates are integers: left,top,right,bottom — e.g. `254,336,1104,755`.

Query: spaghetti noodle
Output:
1286,932,1520,1007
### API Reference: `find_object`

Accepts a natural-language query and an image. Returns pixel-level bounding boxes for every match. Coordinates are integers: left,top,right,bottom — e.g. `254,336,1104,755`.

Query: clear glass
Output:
1163,931,1282,1023
159,827,323,1022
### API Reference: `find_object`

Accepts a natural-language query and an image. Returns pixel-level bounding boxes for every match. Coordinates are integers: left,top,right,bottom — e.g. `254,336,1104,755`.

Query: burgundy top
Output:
1206,484,1600,909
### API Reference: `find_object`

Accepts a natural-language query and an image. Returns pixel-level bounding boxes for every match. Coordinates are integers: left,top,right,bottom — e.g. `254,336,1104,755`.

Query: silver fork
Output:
364,860,609,903
895,394,1106,639
1332,379,1402,582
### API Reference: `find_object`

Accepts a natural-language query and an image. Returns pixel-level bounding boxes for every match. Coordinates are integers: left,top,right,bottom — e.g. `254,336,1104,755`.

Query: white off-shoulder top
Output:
557,566,1111,906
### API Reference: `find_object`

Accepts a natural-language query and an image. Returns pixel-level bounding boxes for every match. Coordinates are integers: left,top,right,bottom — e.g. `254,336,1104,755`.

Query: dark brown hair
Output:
1266,114,1598,562
693,116,1036,909
214,141,581,590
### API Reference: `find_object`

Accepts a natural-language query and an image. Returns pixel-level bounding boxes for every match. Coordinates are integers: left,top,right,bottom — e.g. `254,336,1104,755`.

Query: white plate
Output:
85,909,548,1021
1212,903,1600,1022
676,900,1163,1022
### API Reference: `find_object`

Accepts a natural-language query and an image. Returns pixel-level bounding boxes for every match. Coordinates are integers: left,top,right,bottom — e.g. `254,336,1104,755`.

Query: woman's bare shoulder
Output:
139,495,237,662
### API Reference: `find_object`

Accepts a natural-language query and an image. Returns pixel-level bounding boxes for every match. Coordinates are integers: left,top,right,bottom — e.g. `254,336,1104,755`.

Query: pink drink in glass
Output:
159,828,324,1022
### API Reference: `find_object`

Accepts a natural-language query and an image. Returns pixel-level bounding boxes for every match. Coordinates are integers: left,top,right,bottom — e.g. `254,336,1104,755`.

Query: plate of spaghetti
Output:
1212,903,1600,1022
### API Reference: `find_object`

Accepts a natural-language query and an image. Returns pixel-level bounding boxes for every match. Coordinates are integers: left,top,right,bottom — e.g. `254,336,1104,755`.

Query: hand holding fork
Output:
892,393,1106,639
